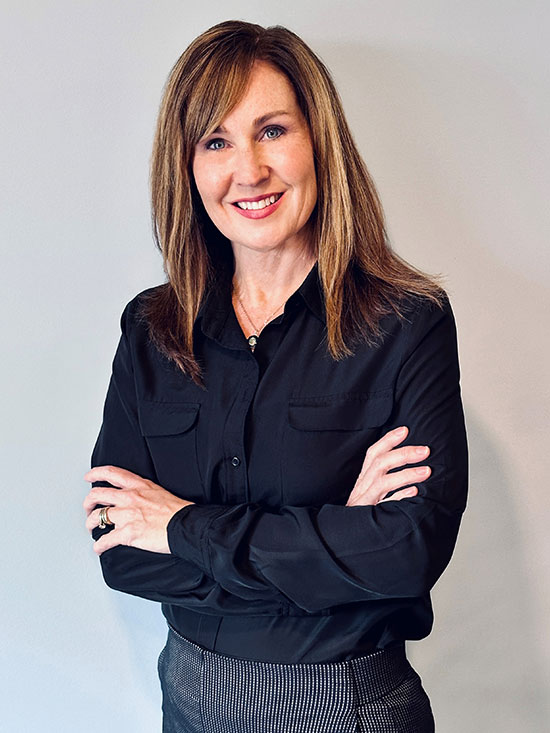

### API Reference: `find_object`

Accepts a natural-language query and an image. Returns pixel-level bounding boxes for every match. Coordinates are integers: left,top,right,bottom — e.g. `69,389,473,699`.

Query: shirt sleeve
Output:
90,300,221,607
167,295,469,614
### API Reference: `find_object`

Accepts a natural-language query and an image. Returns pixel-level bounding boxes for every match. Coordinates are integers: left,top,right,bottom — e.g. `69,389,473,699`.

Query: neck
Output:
232,245,317,310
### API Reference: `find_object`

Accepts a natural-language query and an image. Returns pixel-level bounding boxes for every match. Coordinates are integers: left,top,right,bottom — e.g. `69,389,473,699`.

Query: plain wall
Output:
2,1,549,730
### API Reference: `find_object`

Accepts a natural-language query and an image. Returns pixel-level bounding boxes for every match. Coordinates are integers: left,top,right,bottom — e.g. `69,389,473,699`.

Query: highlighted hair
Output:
142,20,445,384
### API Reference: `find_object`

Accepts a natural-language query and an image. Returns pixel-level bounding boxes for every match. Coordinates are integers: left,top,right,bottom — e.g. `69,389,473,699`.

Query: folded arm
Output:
166,296,468,613
88,296,467,615
88,302,225,607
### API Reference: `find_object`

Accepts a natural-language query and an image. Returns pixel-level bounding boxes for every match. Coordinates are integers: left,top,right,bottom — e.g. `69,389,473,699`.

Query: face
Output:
192,61,317,257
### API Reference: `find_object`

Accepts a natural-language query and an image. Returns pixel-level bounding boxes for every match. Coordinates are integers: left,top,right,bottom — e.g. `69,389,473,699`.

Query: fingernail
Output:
415,446,429,455
397,427,407,435
416,466,430,474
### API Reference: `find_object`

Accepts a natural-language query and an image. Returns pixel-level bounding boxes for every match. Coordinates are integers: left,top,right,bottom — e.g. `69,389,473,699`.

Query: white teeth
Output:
236,193,282,210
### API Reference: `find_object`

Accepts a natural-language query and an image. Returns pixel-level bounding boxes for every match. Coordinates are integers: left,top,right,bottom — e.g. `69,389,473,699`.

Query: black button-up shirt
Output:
91,262,468,663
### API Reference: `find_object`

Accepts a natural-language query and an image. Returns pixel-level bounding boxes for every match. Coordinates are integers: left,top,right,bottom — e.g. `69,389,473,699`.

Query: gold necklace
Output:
233,292,287,352
232,253,316,351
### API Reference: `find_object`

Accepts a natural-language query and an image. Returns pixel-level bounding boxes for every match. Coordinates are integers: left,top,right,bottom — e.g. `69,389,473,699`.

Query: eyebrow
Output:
211,110,291,135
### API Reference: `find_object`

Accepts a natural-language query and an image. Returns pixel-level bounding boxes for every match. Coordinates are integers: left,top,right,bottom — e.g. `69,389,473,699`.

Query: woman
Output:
84,20,468,732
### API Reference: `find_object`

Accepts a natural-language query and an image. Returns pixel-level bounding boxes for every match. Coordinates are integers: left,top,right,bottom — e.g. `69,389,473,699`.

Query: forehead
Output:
242,60,296,99
216,61,300,126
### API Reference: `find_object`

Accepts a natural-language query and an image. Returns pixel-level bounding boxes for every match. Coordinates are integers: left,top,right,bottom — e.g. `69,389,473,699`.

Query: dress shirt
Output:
91,260,468,663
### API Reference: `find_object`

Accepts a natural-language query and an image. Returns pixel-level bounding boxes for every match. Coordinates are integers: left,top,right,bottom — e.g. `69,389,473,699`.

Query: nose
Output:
233,144,269,188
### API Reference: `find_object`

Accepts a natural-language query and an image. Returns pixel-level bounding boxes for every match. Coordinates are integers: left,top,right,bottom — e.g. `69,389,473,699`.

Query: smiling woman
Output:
192,62,317,258
85,19,467,733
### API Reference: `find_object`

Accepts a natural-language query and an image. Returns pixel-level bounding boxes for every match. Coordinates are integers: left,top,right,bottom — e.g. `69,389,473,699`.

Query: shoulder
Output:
408,289,454,327
397,290,459,362
374,287,452,337
119,283,168,334
401,289,453,327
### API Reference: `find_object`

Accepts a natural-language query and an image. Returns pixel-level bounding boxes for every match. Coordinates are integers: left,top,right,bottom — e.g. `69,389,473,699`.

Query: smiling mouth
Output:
232,193,283,211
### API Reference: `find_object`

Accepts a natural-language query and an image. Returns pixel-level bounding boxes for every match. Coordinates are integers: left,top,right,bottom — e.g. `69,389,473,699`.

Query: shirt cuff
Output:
167,504,228,575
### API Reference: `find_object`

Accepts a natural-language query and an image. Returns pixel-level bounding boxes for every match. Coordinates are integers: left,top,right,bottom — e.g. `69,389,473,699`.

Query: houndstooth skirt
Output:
158,625,435,733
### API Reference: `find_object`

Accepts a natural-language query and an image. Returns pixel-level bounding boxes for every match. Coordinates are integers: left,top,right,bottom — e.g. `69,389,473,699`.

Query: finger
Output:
347,464,430,507
85,506,121,533
379,465,431,494
375,444,430,473
93,527,127,556
357,440,430,492
83,487,130,515
346,494,372,507
358,426,410,478
369,426,410,457
83,465,146,489
85,507,102,532
346,482,419,507
378,486,418,504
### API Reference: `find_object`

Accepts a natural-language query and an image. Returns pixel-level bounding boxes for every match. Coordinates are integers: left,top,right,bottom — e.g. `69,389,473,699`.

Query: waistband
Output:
165,623,410,706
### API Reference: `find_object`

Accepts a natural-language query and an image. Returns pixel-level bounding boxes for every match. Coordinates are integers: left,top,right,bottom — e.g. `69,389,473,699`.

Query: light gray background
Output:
2,1,549,731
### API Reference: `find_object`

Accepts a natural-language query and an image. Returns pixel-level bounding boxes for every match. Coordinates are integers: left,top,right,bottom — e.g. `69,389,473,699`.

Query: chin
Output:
236,240,286,254
229,229,289,251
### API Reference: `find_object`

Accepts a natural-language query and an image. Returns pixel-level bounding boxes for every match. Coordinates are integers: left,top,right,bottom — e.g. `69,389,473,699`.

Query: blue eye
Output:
264,126,284,140
206,139,225,151
203,126,284,150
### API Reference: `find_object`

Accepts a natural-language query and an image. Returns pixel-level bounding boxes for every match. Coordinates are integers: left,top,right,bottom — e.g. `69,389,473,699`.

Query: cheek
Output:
292,153,317,210
192,161,223,205
286,146,316,193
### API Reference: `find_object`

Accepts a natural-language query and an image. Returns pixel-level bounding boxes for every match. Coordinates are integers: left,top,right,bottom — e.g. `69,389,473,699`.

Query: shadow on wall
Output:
412,411,548,732
312,41,550,732
111,591,167,706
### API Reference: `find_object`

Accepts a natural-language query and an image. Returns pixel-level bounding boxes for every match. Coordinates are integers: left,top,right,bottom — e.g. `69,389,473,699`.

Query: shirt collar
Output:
196,260,325,350
297,260,325,324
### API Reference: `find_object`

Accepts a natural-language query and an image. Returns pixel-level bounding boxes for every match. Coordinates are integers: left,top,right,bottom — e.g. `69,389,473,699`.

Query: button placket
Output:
223,355,259,503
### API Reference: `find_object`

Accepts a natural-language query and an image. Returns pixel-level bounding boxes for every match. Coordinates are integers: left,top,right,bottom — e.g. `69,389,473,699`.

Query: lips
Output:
230,191,285,219
232,191,283,204
232,192,283,211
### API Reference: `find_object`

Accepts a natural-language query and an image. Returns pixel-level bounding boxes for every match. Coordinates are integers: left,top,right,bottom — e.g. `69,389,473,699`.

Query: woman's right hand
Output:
346,426,431,507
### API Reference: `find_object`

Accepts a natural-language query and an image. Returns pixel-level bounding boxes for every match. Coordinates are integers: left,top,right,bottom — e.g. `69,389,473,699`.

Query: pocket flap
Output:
138,401,200,437
289,393,393,431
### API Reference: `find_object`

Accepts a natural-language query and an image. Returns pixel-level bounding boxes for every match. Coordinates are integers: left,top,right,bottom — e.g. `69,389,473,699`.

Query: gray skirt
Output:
158,625,435,733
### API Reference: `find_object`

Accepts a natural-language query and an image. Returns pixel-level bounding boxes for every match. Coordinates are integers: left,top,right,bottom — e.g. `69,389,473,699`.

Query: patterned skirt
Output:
158,625,435,733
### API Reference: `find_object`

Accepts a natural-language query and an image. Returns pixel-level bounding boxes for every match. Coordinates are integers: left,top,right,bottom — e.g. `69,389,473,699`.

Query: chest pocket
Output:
282,393,393,506
138,401,204,501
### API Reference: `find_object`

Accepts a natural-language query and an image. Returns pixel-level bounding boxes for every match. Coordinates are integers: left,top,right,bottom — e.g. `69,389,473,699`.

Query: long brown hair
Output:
141,20,445,385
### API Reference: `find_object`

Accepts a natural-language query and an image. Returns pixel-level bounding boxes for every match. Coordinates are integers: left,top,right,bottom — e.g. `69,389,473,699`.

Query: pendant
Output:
248,334,258,352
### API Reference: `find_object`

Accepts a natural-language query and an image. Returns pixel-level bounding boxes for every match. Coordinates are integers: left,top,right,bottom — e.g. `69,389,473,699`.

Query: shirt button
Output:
231,456,241,467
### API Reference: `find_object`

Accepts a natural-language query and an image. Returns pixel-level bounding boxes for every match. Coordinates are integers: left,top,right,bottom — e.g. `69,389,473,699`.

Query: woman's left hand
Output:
83,466,194,556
